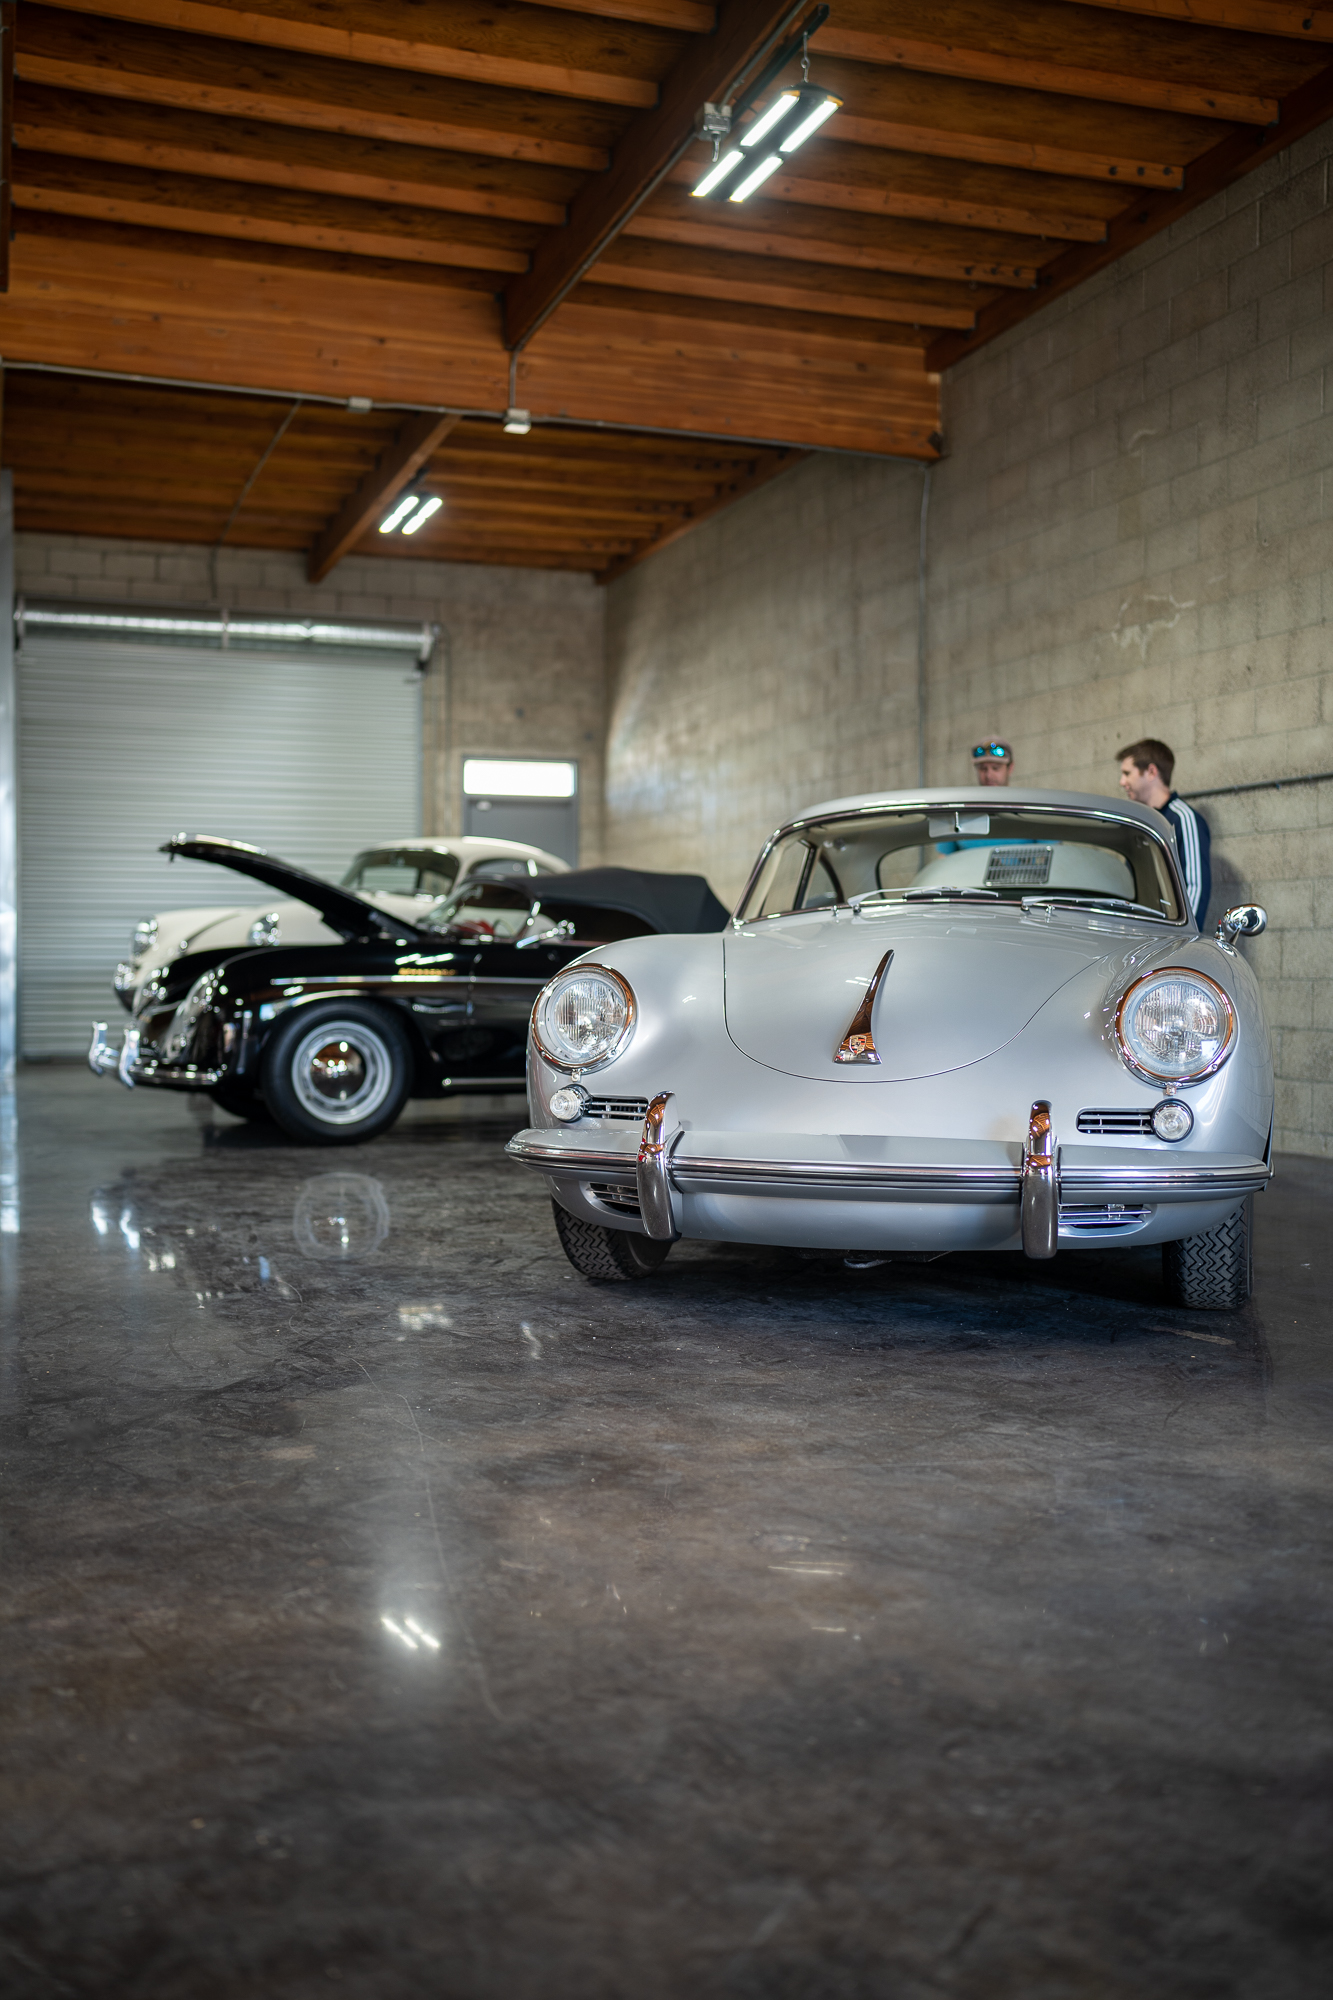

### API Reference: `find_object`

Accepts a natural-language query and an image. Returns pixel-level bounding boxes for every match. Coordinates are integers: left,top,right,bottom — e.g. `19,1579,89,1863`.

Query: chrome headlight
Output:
1114,970,1236,1083
131,916,158,956
532,964,635,1072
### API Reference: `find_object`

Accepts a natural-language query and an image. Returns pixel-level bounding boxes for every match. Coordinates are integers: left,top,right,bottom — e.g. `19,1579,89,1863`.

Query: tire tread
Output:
1162,1198,1252,1311
551,1200,670,1282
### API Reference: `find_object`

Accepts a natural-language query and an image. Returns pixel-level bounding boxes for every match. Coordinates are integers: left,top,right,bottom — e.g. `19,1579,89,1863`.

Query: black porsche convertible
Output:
89,835,729,1144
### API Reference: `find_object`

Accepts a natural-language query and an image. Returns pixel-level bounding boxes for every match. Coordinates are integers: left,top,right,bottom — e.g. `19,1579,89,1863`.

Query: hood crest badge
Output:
834,950,893,1065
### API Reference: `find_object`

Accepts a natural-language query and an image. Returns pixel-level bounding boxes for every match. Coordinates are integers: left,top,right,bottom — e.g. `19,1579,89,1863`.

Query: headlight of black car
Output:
532,965,635,1071
1114,970,1235,1084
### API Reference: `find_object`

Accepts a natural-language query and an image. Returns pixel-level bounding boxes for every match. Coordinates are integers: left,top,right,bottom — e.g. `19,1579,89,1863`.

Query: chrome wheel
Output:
289,1018,396,1128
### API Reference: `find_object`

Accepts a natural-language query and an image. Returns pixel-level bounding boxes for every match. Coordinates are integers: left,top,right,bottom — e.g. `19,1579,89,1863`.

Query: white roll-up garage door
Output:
18,639,421,1056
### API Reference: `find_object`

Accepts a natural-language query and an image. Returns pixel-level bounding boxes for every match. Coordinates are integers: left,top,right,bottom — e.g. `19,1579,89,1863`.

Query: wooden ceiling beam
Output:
1064,0,1333,41
14,154,539,271
37,0,679,111
595,446,804,581
815,59,1224,185
0,5,12,294
16,6,622,171
679,143,1116,241
592,236,986,327
928,56,1333,370
539,0,715,29
307,411,462,582
14,84,578,226
502,0,808,348
816,0,1307,124
627,184,1044,286
570,282,931,349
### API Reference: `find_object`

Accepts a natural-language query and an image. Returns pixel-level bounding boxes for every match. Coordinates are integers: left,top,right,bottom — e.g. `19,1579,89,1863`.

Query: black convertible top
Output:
529,866,730,934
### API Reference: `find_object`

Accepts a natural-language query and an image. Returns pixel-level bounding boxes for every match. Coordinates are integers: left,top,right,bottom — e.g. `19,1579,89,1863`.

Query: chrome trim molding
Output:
1021,1100,1058,1260
833,949,892,1065
505,1128,1272,1207
636,1093,680,1241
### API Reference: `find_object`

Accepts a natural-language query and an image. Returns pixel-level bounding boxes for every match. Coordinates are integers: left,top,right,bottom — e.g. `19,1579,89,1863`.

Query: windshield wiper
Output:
1022,895,1169,921
848,888,1000,908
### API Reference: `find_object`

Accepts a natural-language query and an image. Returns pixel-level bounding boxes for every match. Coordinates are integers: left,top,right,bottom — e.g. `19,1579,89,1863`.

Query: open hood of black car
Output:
532,867,730,934
160,835,423,945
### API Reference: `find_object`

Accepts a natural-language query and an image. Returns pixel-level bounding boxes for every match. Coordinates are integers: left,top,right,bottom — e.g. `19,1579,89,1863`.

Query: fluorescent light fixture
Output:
463,757,577,799
780,92,840,152
730,153,784,202
379,493,419,534
740,91,798,149
694,85,841,204
401,495,443,535
691,148,745,198
503,408,532,435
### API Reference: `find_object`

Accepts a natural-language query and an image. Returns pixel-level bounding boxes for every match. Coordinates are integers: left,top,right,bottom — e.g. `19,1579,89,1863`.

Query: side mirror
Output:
1216,904,1267,947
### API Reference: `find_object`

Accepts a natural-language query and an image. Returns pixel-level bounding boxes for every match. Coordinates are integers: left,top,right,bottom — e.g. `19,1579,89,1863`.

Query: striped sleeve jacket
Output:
1163,793,1212,930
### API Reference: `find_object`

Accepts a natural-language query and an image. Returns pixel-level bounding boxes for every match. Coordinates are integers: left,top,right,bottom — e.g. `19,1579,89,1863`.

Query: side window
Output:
751,840,814,917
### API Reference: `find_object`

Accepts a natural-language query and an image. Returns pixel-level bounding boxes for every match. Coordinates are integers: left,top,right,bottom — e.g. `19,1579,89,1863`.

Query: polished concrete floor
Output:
1,1068,1330,1999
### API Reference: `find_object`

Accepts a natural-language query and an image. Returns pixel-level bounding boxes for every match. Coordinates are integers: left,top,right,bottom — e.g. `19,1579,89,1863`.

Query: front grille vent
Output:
1059,1204,1153,1232
581,1096,650,1122
588,1180,641,1215
1076,1107,1155,1135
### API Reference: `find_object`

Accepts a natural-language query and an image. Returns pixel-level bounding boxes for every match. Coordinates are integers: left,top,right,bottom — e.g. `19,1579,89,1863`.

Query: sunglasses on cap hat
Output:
972,741,1012,760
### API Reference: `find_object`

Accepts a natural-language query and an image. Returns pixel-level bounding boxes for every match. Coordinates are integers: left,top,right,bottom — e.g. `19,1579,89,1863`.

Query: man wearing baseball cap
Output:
971,739,1013,785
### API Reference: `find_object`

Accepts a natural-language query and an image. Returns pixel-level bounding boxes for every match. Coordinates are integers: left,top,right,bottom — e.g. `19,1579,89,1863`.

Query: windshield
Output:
420,879,655,944
342,846,460,897
740,806,1183,923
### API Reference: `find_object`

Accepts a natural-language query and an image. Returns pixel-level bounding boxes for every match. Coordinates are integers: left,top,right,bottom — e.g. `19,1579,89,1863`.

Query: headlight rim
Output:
1113,967,1236,1085
531,962,636,1074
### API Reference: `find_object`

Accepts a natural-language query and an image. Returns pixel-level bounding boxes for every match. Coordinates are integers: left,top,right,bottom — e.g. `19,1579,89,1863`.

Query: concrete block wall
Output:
603,451,924,898
603,121,1333,1156
14,537,606,863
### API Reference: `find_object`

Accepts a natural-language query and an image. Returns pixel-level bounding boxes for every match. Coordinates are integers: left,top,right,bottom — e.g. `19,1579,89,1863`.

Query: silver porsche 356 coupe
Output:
506,788,1272,1310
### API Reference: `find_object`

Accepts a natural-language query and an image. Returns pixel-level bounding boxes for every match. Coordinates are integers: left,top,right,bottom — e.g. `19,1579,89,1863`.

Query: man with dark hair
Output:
1117,737,1211,928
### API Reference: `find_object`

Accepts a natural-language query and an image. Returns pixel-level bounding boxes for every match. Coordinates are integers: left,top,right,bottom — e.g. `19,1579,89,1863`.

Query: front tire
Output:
1162,1197,1252,1311
261,1003,412,1145
551,1200,671,1282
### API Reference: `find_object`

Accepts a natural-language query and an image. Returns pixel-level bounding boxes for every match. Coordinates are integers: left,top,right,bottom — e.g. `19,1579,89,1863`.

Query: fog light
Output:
549,1084,588,1122
1151,1098,1194,1142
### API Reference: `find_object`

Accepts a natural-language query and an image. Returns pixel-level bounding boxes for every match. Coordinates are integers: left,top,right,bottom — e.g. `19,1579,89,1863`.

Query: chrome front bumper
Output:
88,1021,222,1092
506,1108,1272,1257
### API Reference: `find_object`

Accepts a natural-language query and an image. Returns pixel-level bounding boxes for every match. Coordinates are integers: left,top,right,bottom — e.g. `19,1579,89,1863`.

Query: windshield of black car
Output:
419,880,655,944
739,808,1182,923
342,847,460,897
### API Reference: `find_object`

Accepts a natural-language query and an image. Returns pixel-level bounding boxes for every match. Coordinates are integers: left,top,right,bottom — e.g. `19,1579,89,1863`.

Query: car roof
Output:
779,785,1171,836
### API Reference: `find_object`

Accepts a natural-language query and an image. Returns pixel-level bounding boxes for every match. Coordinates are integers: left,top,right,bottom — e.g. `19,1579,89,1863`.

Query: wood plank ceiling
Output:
0,0,1330,578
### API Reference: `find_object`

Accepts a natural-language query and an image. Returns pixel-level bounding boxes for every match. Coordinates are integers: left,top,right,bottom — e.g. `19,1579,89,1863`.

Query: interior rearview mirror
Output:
927,812,990,838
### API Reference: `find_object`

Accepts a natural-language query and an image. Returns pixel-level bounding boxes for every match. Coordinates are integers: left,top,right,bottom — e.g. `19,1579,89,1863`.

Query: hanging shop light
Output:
379,492,421,534
379,493,443,535
691,22,839,207
400,495,443,534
